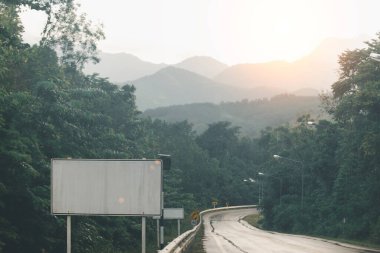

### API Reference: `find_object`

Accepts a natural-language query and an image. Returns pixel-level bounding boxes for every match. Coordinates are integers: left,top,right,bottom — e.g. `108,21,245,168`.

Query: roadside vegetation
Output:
243,213,263,229
185,225,206,253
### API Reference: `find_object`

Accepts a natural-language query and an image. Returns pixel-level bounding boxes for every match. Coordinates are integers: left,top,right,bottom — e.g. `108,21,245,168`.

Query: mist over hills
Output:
215,37,367,91
84,36,367,110
143,94,324,136
174,56,228,78
133,66,250,110
84,52,167,83
133,66,286,110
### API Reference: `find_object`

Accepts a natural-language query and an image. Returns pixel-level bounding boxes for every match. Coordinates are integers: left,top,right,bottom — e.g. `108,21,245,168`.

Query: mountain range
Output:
84,52,167,83
84,36,367,110
174,56,228,78
215,37,367,91
133,66,289,110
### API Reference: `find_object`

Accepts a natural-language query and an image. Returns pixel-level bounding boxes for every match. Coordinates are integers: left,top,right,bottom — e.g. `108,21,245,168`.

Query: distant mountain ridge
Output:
84,52,167,83
132,66,288,110
174,56,228,78
84,53,227,83
215,37,367,91
84,36,368,110
133,66,245,110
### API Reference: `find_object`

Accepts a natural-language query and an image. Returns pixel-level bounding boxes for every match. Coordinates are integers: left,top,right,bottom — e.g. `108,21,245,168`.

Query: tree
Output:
329,34,380,241
197,121,240,160
258,34,380,242
40,1,104,71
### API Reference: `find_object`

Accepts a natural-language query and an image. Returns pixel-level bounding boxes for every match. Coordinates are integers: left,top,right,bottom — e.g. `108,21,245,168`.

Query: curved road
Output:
203,208,380,253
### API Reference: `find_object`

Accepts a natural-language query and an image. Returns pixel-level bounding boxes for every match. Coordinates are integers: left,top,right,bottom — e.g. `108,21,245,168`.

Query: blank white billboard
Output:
163,208,184,219
51,159,162,216
153,208,184,220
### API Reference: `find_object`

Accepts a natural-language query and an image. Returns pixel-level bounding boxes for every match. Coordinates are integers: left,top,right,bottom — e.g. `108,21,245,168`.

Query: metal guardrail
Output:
158,205,257,253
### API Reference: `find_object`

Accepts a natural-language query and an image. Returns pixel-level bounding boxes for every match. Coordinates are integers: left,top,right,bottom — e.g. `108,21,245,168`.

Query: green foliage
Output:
1,0,380,251
254,33,380,246
40,1,105,71
197,121,240,159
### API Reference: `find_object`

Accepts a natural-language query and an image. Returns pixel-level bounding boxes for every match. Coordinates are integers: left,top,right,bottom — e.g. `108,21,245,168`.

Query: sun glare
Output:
269,19,320,62
241,0,324,63
275,22,291,36
20,0,379,65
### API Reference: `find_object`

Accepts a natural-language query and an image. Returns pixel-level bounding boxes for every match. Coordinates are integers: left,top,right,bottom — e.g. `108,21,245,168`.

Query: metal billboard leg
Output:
157,219,160,249
178,219,181,236
67,216,71,253
142,217,146,253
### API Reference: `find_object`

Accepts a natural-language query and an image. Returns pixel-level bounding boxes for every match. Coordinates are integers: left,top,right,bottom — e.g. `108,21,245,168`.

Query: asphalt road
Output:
203,208,380,253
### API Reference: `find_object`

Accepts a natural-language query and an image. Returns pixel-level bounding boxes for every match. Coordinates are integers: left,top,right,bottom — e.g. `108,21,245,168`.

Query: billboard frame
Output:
51,158,162,217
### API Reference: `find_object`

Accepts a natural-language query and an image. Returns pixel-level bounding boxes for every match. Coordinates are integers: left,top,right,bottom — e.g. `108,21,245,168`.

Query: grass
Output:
315,236,380,250
243,213,263,229
185,224,206,253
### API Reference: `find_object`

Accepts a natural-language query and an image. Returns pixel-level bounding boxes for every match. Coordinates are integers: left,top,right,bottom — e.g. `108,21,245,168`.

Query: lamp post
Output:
370,52,380,62
243,177,258,204
258,172,264,204
157,154,171,250
244,173,265,205
273,154,304,208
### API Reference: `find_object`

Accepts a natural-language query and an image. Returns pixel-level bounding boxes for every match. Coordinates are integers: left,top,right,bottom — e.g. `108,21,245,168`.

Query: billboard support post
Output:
177,219,181,236
156,219,160,249
159,214,164,249
67,215,71,253
142,217,146,253
160,225,164,248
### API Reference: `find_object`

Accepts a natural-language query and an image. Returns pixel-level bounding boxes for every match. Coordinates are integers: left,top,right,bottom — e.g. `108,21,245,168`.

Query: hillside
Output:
174,56,228,78
132,66,288,110
143,94,324,136
84,53,228,83
84,52,167,83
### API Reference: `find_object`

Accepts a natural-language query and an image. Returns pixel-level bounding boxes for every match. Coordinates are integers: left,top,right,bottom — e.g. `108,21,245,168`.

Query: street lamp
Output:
243,176,261,204
243,178,255,183
258,172,264,205
157,154,171,250
370,52,380,62
273,154,304,208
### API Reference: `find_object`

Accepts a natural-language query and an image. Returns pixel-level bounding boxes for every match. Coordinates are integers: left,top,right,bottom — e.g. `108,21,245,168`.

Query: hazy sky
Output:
20,0,380,65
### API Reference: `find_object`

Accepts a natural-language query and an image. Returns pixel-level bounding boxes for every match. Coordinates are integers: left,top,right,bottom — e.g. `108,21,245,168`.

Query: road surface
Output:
203,208,379,253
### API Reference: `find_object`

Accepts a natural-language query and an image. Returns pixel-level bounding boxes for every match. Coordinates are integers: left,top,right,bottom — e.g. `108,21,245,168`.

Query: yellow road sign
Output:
191,211,200,221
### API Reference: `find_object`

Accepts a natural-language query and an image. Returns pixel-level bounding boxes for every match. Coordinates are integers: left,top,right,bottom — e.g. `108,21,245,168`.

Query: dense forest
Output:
257,36,380,243
1,0,380,252
0,1,260,252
